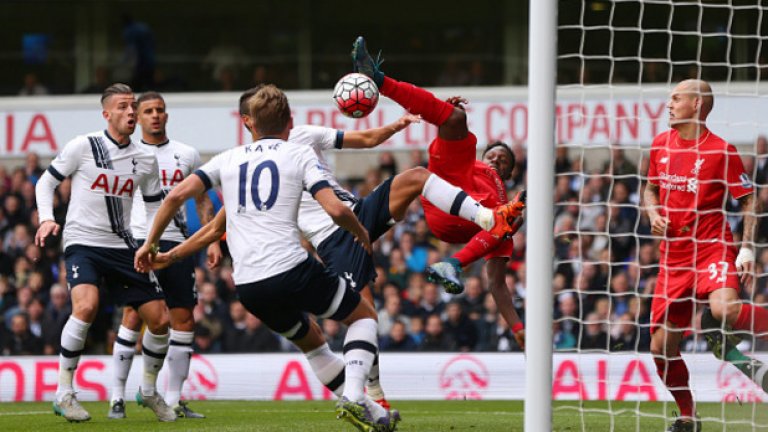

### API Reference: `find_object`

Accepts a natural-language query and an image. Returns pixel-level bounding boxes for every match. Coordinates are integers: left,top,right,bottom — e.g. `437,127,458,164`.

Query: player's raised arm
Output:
340,113,421,149
153,208,227,270
135,173,207,272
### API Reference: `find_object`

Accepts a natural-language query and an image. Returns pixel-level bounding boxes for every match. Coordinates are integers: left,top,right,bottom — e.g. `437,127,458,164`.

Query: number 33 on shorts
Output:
707,261,728,283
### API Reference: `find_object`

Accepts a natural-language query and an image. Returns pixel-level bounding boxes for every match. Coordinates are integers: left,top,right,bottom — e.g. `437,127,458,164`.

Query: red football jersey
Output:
422,159,507,244
647,129,753,254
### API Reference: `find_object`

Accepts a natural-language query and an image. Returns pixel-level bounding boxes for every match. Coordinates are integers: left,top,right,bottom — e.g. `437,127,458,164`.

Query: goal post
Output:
525,1,557,431
532,1,768,431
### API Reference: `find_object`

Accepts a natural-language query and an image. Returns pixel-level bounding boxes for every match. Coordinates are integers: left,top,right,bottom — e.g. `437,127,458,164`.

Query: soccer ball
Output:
333,73,379,118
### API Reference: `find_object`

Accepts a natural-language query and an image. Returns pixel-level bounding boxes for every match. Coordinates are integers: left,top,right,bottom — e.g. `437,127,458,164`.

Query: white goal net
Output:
550,1,768,430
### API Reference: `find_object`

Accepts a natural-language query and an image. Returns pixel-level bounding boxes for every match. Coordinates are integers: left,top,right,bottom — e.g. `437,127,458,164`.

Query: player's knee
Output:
73,301,98,322
403,166,430,185
710,302,739,324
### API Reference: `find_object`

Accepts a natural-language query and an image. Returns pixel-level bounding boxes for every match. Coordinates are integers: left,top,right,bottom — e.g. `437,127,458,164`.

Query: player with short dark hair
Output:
644,79,766,432
135,84,400,431
35,83,176,423
351,36,526,348
107,91,213,420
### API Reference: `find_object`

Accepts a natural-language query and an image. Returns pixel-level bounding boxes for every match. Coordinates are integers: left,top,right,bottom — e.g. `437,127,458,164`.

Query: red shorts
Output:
422,132,505,243
650,243,738,332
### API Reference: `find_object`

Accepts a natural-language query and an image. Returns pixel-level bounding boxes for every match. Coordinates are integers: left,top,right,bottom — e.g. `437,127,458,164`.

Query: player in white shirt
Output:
107,92,213,419
238,87,522,407
135,85,399,430
34,84,175,423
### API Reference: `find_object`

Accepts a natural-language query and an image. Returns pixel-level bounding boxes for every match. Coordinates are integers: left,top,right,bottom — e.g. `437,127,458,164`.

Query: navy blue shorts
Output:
148,240,197,309
236,255,360,340
64,244,164,309
316,177,394,292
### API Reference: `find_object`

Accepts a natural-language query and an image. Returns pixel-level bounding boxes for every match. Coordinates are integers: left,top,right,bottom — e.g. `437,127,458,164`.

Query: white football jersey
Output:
131,139,202,242
290,125,356,248
196,138,333,284
47,130,163,250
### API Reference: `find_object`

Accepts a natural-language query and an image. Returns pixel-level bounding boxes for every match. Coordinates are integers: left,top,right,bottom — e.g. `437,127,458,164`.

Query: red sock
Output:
654,358,694,418
380,76,454,126
733,303,768,338
453,231,503,267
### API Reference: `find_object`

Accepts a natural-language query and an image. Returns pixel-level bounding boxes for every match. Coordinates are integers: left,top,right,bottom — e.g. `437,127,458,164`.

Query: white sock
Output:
305,343,346,397
141,330,169,396
421,174,494,229
342,318,378,403
165,329,194,407
111,326,139,402
366,354,386,400
57,316,91,399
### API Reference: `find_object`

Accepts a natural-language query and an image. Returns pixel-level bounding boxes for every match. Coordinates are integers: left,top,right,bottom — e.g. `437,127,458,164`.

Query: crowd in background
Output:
2,135,768,357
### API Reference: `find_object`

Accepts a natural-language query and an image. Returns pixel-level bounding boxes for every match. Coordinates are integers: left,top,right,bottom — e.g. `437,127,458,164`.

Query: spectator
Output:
416,283,446,320
459,276,486,319
228,313,280,353
580,312,608,350
42,284,70,354
377,295,409,338
193,324,220,354
419,314,455,351
321,319,346,352
380,321,418,352
18,72,49,96
3,312,43,355
443,301,478,352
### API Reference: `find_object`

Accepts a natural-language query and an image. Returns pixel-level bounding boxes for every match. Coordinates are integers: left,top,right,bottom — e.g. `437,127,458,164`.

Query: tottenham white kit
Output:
131,139,202,242
290,125,358,248
39,130,163,250
195,137,333,284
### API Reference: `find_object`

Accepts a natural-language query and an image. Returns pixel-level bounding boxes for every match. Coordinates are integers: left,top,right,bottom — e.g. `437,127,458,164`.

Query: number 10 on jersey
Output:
238,160,280,212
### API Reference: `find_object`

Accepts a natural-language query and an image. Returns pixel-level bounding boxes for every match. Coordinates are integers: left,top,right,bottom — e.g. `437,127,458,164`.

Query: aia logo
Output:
439,354,490,400
161,169,184,187
716,362,763,403
162,354,219,400
90,174,134,197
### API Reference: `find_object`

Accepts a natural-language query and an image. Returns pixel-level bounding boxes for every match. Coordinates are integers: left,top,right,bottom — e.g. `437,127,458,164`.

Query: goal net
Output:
551,1,768,430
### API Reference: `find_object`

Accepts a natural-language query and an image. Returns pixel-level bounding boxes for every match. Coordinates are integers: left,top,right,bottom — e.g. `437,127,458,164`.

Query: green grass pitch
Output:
1,400,767,431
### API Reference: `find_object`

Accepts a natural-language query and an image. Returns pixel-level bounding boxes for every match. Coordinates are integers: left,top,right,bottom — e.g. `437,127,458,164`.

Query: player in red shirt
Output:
644,79,766,432
352,36,526,345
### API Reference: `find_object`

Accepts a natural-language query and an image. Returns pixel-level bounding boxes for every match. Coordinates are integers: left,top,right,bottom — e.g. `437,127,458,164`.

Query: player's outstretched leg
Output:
352,36,455,128
701,307,768,392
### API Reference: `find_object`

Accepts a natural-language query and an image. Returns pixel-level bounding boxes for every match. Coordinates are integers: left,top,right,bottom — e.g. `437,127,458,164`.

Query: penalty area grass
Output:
1,400,767,431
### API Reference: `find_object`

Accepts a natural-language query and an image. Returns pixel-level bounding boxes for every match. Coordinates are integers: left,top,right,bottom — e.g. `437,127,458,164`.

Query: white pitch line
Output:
0,411,49,416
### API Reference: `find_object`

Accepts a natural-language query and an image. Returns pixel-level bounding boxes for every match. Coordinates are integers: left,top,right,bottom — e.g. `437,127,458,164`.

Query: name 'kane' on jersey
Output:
131,139,202,242
194,137,334,285
47,130,163,250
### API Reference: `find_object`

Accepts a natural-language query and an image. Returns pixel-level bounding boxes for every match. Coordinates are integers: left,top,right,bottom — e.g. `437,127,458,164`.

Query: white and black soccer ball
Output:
333,73,379,118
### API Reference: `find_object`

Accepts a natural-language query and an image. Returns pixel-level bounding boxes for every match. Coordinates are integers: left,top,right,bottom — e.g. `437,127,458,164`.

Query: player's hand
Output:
151,251,175,271
134,243,155,273
736,247,755,287
207,242,223,270
649,214,670,236
445,96,468,110
353,228,372,255
513,328,525,350
35,220,60,247
393,113,421,132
